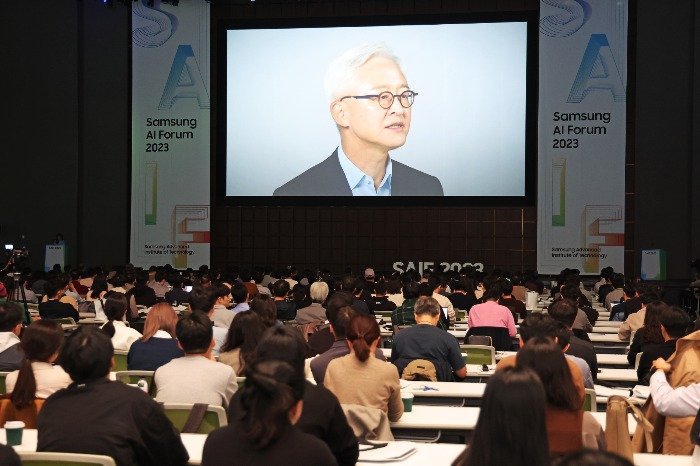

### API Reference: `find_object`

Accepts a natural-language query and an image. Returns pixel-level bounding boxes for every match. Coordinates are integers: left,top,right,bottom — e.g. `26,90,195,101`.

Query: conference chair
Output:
0,398,46,429
460,345,496,366
19,451,117,466
111,350,129,372
583,388,597,412
465,327,512,351
466,335,492,346
236,376,246,390
161,403,227,434
0,372,9,395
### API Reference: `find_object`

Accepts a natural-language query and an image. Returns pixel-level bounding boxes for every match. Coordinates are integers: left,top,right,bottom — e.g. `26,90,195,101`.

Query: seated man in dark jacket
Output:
37,326,189,466
636,306,689,384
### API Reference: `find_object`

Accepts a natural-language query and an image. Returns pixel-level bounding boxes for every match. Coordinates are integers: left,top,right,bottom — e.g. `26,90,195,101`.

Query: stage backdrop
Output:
537,0,628,275
130,0,211,269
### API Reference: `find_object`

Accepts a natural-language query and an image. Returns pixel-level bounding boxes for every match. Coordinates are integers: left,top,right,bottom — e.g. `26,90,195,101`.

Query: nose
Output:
388,95,405,114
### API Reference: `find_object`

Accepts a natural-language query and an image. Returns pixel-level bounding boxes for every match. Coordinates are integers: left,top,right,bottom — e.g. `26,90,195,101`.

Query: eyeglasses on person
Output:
340,90,418,109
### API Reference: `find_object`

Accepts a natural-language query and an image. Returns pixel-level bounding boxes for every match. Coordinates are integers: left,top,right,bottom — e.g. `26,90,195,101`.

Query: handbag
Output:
605,395,654,461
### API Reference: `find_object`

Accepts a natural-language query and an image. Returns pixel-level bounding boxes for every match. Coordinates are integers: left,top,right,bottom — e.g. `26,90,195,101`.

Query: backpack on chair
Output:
401,359,437,382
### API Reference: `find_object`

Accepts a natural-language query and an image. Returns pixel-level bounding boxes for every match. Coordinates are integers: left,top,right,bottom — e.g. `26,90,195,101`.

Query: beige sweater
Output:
324,353,404,422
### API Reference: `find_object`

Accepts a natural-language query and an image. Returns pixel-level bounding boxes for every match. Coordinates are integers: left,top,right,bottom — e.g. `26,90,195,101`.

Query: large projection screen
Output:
217,14,537,206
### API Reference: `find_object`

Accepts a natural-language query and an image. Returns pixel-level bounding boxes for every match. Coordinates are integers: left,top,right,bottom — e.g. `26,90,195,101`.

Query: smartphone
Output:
184,285,193,292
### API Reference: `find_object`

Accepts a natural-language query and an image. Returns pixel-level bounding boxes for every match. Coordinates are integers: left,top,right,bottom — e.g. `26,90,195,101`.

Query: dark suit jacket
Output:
567,334,598,381
273,149,444,196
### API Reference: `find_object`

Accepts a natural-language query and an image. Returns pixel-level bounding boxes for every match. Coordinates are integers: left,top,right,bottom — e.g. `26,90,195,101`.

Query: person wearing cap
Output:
363,268,377,296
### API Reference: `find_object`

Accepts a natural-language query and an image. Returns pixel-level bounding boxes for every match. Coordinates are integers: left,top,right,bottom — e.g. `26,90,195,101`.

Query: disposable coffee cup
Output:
401,392,414,412
5,420,24,446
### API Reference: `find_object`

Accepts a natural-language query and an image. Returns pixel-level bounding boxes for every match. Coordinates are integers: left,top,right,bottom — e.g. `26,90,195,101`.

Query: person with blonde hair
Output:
127,302,183,371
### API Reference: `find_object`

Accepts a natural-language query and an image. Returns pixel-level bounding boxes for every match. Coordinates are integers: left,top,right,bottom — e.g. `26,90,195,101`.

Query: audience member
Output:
296,281,329,324
219,311,265,376
272,280,297,321
385,278,404,307
310,306,386,385
610,283,641,321
0,302,24,371
0,444,20,466
364,282,397,314
560,284,596,330
307,292,354,357
10,274,38,304
230,282,250,314
129,270,157,308
548,299,598,379
391,297,466,381
210,282,234,329
452,366,550,466
148,269,170,299
391,281,421,330
249,294,279,329
447,280,475,314
618,287,661,341
325,315,403,422
202,359,336,466
467,280,517,337
428,275,455,322
189,286,227,356
244,326,358,466
6,320,71,405
127,302,183,371
554,321,594,389
38,277,80,322
626,300,666,377
604,273,625,309
100,291,142,351
164,273,190,305
634,306,688,384
499,279,527,321
155,311,237,408
515,337,605,454
37,326,189,466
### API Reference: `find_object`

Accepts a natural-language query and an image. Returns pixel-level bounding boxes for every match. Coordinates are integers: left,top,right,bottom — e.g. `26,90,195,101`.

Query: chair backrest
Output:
236,376,246,390
19,451,117,466
583,388,597,412
460,345,496,365
466,335,492,346
111,350,129,372
161,403,227,434
295,320,324,342
634,352,643,371
465,326,512,351
54,317,77,326
114,370,154,387
0,372,9,395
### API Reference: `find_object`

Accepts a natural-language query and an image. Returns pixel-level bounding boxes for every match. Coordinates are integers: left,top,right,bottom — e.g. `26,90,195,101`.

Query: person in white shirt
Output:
650,357,700,417
100,291,142,351
6,320,72,402
155,312,237,408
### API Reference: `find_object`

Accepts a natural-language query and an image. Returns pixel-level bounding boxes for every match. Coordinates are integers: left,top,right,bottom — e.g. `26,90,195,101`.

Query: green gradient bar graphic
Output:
145,162,157,225
552,159,566,226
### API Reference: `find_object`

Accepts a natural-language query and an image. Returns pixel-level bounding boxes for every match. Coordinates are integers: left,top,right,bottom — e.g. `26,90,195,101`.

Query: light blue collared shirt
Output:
337,146,392,196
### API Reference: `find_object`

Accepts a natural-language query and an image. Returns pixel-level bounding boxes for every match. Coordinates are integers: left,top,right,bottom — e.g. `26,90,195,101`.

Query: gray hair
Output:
309,281,330,303
324,43,403,103
414,296,440,317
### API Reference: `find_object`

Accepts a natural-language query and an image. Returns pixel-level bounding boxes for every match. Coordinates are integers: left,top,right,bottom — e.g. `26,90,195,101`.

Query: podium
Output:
45,244,66,272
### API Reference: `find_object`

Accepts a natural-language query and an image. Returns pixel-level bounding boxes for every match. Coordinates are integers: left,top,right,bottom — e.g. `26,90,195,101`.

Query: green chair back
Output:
19,451,117,466
162,404,226,434
583,388,596,412
0,372,9,395
114,371,154,387
111,351,128,372
461,345,496,365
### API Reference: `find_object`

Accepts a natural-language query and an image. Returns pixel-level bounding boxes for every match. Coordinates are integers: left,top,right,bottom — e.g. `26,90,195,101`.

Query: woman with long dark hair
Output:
627,300,667,367
127,302,183,370
324,314,403,421
201,359,336,465
516,337,605,455
100,291,142,351
249,295,279,329
219,311,265,376
452,366,550,466
6,320,71,408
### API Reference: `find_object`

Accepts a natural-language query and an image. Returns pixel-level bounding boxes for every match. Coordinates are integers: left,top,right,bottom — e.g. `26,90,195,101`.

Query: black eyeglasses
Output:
340,90,417,109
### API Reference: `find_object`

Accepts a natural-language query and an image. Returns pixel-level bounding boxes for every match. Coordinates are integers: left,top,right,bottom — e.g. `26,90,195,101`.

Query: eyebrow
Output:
370,84,410,92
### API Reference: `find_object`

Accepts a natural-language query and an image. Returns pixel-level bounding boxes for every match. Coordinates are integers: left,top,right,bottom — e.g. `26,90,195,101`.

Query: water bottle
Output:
137,377,148,393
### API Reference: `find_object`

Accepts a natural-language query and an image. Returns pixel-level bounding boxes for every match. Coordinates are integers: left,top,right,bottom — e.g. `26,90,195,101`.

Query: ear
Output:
330,101,349,128
289,400,304,425
177,341,184,351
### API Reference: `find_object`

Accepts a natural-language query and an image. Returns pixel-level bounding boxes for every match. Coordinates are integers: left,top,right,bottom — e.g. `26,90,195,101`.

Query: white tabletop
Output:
590,326,624,334
390,405,480,430
589,412,637,436
597,368,638,383
595,320,622,327
401,380,486,398
357,442,464,465
597,353,631,366
2,429,206,465
589,333,625,343
634,452,692,466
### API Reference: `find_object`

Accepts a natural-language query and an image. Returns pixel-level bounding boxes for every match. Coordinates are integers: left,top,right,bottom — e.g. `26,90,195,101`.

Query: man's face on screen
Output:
342,57,411,154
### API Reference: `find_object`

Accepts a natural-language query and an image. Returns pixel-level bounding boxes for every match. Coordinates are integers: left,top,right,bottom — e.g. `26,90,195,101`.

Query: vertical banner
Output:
130,0,210,269
537,0,627,275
